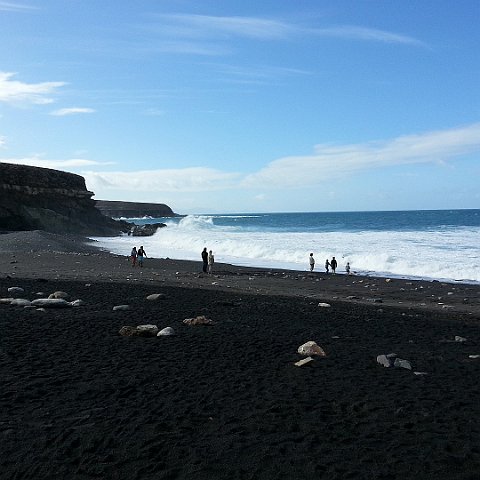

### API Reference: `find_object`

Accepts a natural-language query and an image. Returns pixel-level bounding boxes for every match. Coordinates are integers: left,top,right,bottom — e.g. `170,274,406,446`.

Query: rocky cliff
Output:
0,163,130,235
95,200,176,218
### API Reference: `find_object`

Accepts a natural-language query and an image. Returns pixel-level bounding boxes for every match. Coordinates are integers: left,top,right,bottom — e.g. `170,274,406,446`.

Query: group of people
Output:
309,253,351,275
201,247,215,274
130,246,147,267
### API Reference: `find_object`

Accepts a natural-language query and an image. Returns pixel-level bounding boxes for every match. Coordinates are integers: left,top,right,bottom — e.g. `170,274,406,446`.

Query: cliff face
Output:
95,200,175,218
0,163,129,235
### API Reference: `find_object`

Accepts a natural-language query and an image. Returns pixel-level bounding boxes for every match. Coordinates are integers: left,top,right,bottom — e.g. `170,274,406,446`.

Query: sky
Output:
0,0,479,214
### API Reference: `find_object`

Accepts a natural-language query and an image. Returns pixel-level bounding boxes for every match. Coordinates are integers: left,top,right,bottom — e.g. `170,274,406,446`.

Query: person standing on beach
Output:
325,259,330,274
346,262,351,275
330,256,337,274
201,247,208,273
130,247,137,267
208,250,215,274
137,246,147,267
309,253,315,272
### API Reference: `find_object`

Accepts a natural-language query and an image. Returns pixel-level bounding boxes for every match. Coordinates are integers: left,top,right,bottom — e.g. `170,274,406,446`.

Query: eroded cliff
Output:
0,163,130,235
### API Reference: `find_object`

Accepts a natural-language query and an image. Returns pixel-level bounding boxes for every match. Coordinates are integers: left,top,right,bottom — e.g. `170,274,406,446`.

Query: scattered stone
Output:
113,305,130,311
10,299,31,307
119,326,138,336
297,341,327,357
455,336,467,343
48,291,69,299
70,299,85,307
7,287,24,295
377,353,396,368
317,302,331,308
183,315,215,326
0,298,14,304
413,371,428,376
137,324,159,335
119,325,158,337
30,298,72,308
394,358,412,370
346,295,359,300
157,327,175,336
385,278,392,283
468,355,480,359
146,293,166,301
294,357,314,367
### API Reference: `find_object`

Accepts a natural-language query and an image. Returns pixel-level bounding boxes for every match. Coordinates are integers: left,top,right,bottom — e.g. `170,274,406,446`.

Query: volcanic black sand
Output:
1,231,479,479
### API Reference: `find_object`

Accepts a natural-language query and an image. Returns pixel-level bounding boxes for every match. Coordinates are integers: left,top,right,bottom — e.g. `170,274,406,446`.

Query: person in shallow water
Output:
309,253,315,272
325,259,330,274
201,247,208,273
137,246,147,267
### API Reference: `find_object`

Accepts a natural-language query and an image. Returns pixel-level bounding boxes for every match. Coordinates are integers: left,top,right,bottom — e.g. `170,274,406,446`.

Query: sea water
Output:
92,209,480,283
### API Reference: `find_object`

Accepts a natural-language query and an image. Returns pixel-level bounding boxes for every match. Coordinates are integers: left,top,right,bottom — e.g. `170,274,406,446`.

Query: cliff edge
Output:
0,163,130,235
95,200,176,218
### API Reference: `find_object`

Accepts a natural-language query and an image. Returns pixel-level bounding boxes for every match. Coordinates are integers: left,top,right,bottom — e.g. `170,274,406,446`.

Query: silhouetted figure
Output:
201,247,208,273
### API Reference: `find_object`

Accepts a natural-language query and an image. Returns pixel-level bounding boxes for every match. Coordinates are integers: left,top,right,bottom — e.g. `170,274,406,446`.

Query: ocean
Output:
92,209,480,283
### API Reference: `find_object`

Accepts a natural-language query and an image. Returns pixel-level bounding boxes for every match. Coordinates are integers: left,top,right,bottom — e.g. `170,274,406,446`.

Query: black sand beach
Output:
1,232,479,479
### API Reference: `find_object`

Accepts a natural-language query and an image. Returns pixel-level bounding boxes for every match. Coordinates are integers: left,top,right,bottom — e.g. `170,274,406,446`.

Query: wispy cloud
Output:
312,25,426,46
0,136,6,148
79,123,480,196
145,14,425,53
1,156,113,169
152,14,294,41
83,167,241,193
5,124,477,197
242,123,480,188
0,72,66,105
0,1,37,12
50,107,96,116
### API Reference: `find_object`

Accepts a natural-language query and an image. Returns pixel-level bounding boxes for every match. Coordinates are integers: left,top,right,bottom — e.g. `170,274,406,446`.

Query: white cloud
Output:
242,123,480,188
50,107,95,116
3,124,479,198
0,72,66,105
0,136,6,148
83,167,241,193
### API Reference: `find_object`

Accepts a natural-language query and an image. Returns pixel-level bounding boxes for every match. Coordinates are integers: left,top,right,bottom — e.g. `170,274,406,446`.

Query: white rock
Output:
49,291,69,299
31,298,72,308
468,355,480,359
297,341,327,357
10,299,32,307
157,327,175,336
8,287,24,295
317,302,331,308
413,371,428,376
137,324,159,335
376,353,397,368
455,336,467,343
70,299,85,307
0,298,14,304
113,305,130,311
146,293,166,301
295,356,314,367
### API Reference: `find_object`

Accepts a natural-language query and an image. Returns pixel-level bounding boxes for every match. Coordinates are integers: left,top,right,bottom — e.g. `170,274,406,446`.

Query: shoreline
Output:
0,231,479,316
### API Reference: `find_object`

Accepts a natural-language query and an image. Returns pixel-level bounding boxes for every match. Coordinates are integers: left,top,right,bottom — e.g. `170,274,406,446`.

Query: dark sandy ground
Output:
1,231,479,479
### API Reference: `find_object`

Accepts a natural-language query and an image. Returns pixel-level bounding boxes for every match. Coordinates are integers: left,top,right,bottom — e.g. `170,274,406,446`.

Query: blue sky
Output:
0,0,479,214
